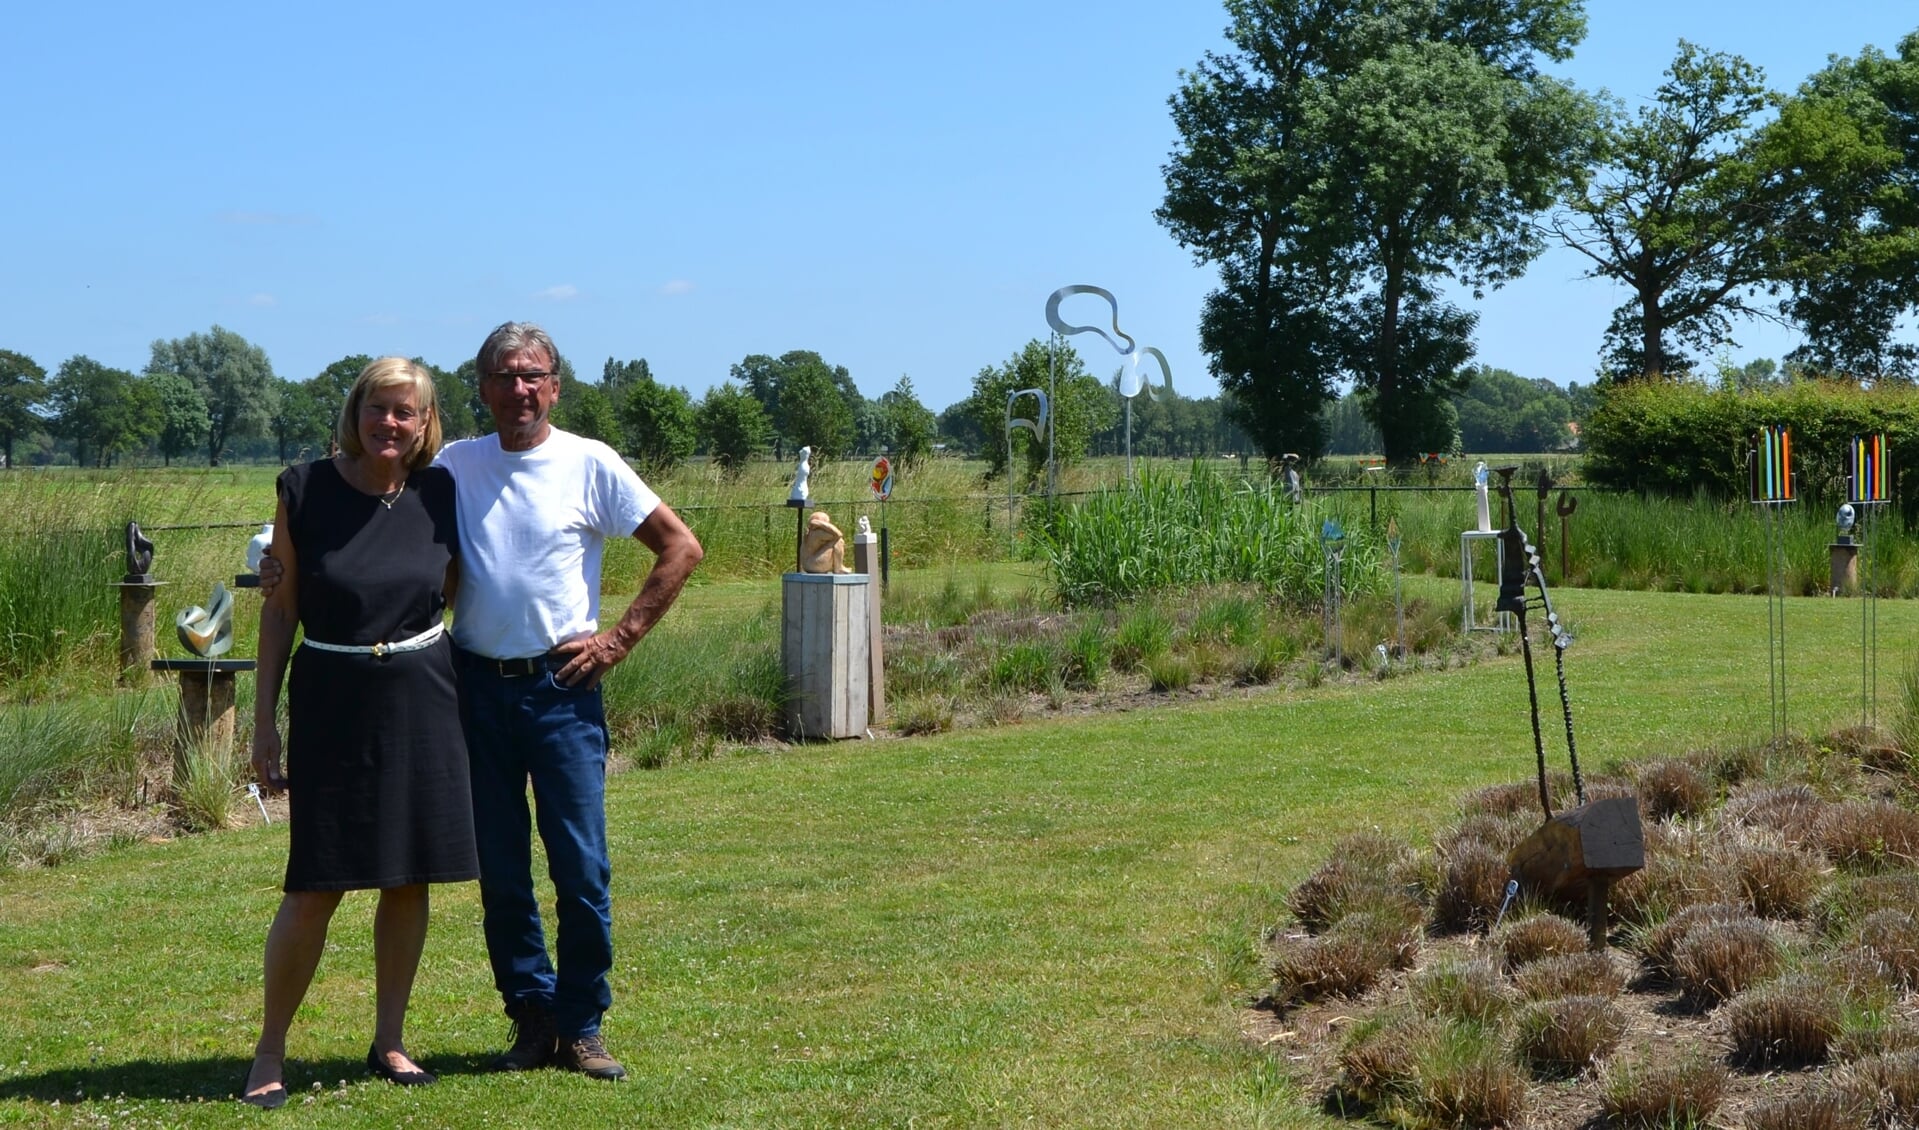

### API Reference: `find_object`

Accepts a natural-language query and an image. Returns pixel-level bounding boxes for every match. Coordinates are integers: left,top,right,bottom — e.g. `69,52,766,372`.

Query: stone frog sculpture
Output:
799,511,850,574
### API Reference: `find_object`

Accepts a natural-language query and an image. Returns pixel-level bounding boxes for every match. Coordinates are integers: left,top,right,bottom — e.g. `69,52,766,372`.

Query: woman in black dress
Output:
242,358,478,1108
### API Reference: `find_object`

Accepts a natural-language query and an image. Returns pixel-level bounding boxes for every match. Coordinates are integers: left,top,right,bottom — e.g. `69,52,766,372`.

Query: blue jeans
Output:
456,648,613,1038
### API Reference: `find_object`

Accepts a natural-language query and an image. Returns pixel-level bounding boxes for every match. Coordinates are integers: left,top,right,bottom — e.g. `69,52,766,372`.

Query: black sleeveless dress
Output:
277,460,479,892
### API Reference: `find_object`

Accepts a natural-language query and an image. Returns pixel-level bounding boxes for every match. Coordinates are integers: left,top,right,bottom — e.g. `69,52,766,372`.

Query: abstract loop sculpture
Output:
175,582,235,658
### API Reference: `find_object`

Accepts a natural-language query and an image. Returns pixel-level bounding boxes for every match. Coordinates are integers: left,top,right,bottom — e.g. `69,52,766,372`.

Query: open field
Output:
0,579,1906,1127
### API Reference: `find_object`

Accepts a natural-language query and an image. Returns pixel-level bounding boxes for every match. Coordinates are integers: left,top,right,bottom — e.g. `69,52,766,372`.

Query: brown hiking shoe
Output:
491,1002,556,1071
554,1034,626,1081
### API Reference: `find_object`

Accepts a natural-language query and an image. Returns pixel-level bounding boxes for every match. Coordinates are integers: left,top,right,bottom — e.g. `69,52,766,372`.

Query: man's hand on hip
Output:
551,630,630,689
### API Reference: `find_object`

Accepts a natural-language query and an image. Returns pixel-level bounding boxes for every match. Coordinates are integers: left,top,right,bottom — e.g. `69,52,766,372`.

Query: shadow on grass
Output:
0,1048,496,1103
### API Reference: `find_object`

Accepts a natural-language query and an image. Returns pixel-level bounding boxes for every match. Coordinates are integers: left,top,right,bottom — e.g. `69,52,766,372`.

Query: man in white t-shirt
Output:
438,323,702,1081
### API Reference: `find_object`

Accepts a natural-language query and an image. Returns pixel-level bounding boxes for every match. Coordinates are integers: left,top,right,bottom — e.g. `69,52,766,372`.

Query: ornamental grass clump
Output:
987,640,1057,695
1335,1010,1437,1108
1058,620,1109,691
1110,605,1171,670
1813,874,1919,939
1407,1022,1529,1130
1597,1053,1728,1128
1512,951,1627,1001
1726,781,1829,844
1855,908,1919,988
1268,914,1413,1004
1513,994,1626,1079
1742,1088,1862,1130
1495,912,1589,972
1730,841,1824,919
1838,1050,1919,1125
1727,973,1846,1068
1431,839,1508,934
1635,758,1714,821
1285,832,1416,932
1634,902,1753,979
1814,799,1919,872
1671,917,1784,1003
1409,959,1510,1025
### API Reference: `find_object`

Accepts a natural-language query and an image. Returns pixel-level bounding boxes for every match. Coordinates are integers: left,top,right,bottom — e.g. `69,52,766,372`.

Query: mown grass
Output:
0,582,1905,1127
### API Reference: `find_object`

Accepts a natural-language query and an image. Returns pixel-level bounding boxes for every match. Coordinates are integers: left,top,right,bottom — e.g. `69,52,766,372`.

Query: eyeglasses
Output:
484,370,553,388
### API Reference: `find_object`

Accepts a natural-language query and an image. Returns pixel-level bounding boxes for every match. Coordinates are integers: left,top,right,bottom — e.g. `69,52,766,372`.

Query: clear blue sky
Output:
7,1,1915,414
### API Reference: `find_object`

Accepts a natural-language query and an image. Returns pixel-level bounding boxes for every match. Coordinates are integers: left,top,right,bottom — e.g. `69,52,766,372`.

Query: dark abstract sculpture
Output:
123,521,155,583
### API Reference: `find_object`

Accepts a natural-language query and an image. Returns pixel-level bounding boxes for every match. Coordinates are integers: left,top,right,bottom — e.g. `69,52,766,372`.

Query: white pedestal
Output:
1460,531,1516,634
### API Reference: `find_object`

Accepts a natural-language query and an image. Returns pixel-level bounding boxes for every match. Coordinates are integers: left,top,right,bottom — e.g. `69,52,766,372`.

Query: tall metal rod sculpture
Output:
1751,426,1796,741
1321,518,1346,665
1492,467,1581,816
1849,433,1891,726
1497,470,1643,950
1387,517,1405,660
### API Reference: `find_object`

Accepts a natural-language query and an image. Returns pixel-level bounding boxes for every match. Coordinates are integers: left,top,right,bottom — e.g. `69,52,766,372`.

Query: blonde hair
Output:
335,357,443,470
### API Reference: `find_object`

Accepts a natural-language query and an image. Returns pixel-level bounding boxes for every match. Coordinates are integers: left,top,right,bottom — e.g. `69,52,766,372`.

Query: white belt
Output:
302,621,444,659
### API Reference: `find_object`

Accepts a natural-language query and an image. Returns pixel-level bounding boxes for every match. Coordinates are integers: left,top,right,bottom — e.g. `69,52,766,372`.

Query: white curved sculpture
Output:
176,582,235,658
787,446,813,506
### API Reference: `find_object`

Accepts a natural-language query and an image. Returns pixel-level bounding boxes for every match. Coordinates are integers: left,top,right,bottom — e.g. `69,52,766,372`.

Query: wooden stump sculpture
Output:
1509,795,1644,950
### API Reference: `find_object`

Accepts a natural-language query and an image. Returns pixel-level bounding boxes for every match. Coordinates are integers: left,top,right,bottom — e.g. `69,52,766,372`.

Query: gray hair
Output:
476,321,562,376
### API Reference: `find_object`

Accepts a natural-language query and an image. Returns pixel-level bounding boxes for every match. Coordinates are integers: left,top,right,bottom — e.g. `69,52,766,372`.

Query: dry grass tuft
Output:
1460,781,1540,818
1512,951,1627,1000
1407,1023,1529,1129
1611,851,1742,928
1730,841,1825,919
1727,973,1845,1068
1597,1053,1728,1128
1636,758,1713,821
1285,832,1418,933
1334,1010,1437,1107
1855,908,1919,988
1432,839,1508,934
1634,901,1753,979
1837,1050,1919,1126
1440,810,1533,855
1268,912,1417,1004
1512,994,1626,1079
1813,873,1919,939
1833,1013,1919,1063
1494,912,1588,972
1743,1088,1865,1130
1670,917,1783,1003
1726,781,1829,844
1409,958,1510,1025
1813,799,1919,871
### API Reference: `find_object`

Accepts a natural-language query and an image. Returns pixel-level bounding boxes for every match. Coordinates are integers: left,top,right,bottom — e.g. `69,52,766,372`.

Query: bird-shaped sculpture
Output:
176,582,235,658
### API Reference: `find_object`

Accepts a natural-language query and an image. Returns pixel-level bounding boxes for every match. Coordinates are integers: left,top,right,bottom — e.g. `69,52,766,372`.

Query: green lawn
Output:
0,582,1908,1127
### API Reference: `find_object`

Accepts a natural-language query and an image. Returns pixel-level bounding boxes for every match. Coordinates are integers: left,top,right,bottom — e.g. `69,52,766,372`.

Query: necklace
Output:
378,483,406,510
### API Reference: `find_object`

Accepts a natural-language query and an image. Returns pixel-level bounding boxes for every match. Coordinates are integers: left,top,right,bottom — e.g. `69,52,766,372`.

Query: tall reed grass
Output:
1036,464,1384,607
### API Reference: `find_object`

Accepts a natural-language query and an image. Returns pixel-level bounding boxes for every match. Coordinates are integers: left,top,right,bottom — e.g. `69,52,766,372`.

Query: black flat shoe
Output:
239,1082,288,1110
366,1045,437,1086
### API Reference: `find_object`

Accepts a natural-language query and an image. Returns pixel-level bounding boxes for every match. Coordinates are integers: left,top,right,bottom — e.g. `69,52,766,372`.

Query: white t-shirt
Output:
435,429,660,659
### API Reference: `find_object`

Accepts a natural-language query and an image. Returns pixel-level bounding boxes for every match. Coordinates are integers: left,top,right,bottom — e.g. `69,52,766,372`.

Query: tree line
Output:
1161,0,1919,466
0,330,1257,476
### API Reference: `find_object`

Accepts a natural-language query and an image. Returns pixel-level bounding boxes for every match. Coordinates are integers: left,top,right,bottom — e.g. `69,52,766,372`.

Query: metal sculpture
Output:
1004,388,1049,547
1044,285,1172,479
175,582,235,658
124,521,155,583
1493,468,1643,950
1321,518,1345,665
1750,425,1796,739
1387,517,1405,660
1848,434,1892,726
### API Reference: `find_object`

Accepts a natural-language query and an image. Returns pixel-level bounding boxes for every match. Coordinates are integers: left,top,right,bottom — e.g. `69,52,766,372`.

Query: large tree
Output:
1550,42,1788,379
1161,0,1594,465
729,351,861,461
877,376,938,467
146,370,210,466
46,356,159,467
963,339,1117,483
267,377,331,464
1768,32,1919,381
0,350,48,469
620,375,698,471
696,381,772,474
146,326,277,465
1452,365,1572,451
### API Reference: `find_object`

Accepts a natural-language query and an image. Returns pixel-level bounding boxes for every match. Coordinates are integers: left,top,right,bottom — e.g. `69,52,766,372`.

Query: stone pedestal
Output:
1830,541,1859,596
112,581,164,684
781,573,871,740
151,659,256,785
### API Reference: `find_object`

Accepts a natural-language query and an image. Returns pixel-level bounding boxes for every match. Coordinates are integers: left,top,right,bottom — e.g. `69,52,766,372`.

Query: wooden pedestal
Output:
151,659,257,785
781,573,871,740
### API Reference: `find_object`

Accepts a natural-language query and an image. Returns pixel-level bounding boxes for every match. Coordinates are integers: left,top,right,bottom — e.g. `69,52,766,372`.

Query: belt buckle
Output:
371,641,390,660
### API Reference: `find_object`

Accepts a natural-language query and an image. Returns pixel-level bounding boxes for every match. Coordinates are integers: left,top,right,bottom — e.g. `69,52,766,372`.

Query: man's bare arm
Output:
552,503,704,688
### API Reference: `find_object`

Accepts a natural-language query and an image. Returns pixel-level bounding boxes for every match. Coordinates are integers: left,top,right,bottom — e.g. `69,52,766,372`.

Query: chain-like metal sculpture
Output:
1495,467,1643,950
